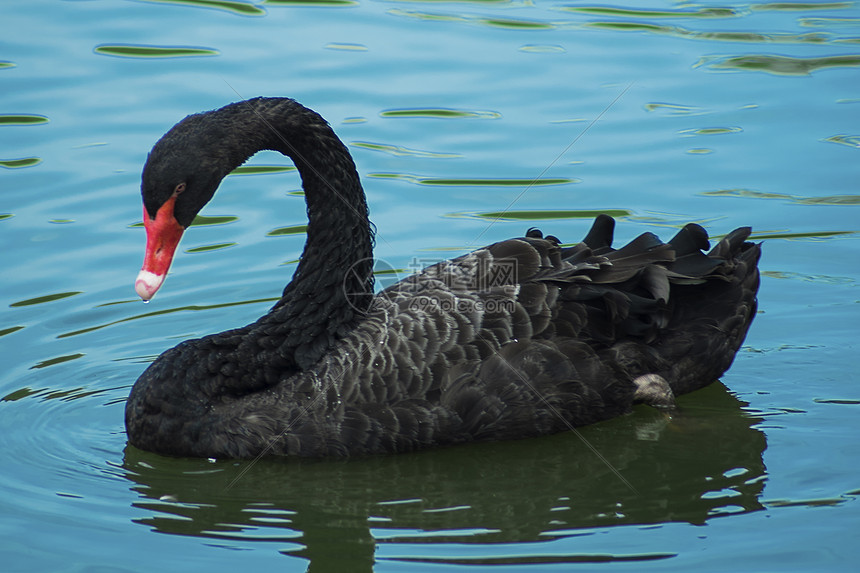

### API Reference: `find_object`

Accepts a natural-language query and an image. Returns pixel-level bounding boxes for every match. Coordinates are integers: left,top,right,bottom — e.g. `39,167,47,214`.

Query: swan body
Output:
126,97,760,458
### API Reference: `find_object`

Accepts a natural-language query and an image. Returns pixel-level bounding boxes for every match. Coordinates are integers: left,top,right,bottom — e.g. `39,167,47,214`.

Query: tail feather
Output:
522,216,761,397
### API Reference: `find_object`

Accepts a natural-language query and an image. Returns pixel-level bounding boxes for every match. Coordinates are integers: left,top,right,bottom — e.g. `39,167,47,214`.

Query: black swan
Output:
126,97,760,459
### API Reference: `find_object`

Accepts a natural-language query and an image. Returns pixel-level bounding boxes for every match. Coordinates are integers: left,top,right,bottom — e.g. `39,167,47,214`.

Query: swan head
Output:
136,111,230,301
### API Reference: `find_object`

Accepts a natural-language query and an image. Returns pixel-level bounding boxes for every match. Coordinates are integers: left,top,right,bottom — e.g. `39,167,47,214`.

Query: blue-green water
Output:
2,1,859,571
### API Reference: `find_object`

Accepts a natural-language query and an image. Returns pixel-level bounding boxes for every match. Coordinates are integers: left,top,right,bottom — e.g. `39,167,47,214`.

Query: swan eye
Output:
174,182,187,196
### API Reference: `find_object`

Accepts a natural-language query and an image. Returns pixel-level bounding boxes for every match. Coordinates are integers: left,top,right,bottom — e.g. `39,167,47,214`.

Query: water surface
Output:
1,0,859,571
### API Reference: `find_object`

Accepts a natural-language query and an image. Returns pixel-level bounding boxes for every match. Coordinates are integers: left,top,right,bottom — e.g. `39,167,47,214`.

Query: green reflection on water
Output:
762,270,855,284
267,225,308,236
823,134,860,149
679,127,743,136
94,44,220,58
701,54,860,75
801,16,860,26
752,2,853,11
57,297,279,339
352,141,461,158
451,209,633,221
2,384,115,402
30,353,85,370
750,230,857,240
0,61,15,69
0,114,49,125
0,326,25,338
10,291,82,307
0,386,38,401
230,164,297,175
263,0,358,6
384,0,510,3
185,242,238,253
644,102,706,115
584,20,837,44
0,157,41,168
192,215,239,226
391,552,676,566
325,42,368,51
703,188,860,205
134,0,266,15
562,6,739,18
373,268,407,276
482,17,554,29
519,44,566,53
388,8,468,23
388,9,557,29
381,108,501,119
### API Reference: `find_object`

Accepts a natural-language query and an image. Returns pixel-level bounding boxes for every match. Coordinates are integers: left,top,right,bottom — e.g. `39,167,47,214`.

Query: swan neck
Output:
250,98,375,368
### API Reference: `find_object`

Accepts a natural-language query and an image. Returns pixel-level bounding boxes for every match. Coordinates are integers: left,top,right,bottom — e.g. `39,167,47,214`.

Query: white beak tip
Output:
135,270,164,301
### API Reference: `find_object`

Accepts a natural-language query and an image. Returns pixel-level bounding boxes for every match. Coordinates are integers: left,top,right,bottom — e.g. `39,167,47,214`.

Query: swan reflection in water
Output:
123,381,766,571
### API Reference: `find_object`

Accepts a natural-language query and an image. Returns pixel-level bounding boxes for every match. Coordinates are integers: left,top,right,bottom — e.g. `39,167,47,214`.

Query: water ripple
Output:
749,230,857,240
702,188,860,205
644,102,707,115
679,126,743,136
55,297,279,339
448,208,633,221
135,0,266,15
351,141,461,158
370,173,576,186
752,2,854,12
388,8,555,29
519,44,566,53
582,21,840,45
264,0,357,6
384,551,677,566
380,108,501,119
325,42,369,51
824,134,860,148
762,270,855,284
562,6,740,19
801,16,860,27
698,53,860,75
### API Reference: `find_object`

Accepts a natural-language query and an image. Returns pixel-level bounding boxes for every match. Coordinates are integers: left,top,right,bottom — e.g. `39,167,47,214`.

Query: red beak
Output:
135,195,185,301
